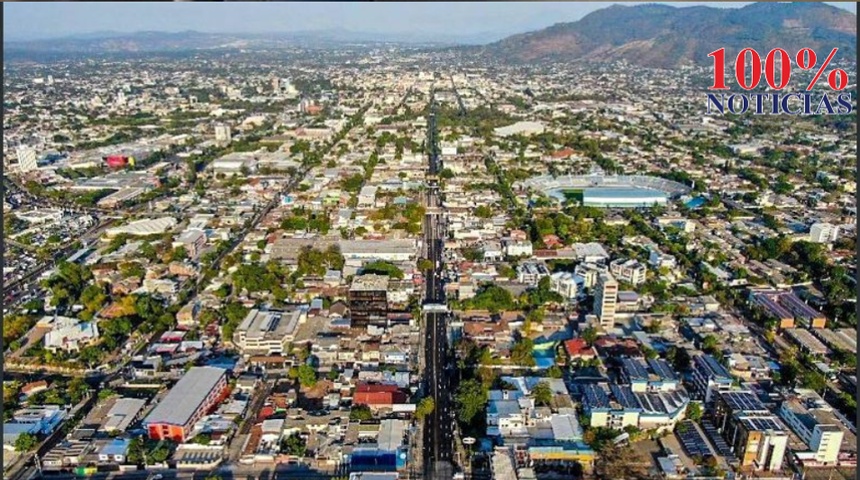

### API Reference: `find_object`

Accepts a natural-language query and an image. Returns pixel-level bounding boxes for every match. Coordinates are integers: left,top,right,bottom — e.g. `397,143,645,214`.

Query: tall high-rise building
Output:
594,272,618,328
271,77,280,93
348,274,389,328
16,146,38,172
214,124,232,145
809,223,839,243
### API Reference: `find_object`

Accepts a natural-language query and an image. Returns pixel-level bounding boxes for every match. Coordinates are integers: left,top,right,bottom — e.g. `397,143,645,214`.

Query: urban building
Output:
349,275,389,328
517,261,550,286
594,272,618,328
173,229,207,259
17,146,38,172
690,354,734,404
609,258,647,285
779,394,844,465
549,271,578,300
214,124,232,145
809,223,839,243
143,367,229,442
231,308,305,356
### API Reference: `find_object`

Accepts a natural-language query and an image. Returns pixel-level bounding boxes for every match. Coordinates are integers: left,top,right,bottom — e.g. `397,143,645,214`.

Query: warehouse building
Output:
144,367,228,442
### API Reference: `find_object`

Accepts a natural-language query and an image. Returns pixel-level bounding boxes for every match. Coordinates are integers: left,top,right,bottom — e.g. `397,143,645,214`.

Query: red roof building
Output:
564,338,597,359
353,383,407,407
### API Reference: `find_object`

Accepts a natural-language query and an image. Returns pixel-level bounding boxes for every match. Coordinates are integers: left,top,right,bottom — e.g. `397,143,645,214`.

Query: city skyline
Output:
5,1,856,42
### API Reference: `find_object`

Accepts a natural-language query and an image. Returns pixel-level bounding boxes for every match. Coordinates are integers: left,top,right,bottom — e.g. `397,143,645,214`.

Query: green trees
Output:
416,397,435,420
417,258,434,271
465,285,515,313
532,381,553,406
700,335,720,355
44,261,94,310
350,405,373,422
685,402,703,422
282,433,307,457
474,205,493,218
341,173,365,193
361,261,404,279
510,337,536,366
297,245,345,276
297,364,318,388
455,379,488,425
15,433,38,452
580,327,598,346
221,302,250,342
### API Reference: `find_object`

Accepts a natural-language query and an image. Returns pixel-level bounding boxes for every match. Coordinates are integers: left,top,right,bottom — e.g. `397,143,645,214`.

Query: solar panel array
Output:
647,358,678,381
580,384,611,409
701,420,736,460
740,416,784,432
721,391,767,412
610,384,640,409
621,358,650,381
676,420,713,458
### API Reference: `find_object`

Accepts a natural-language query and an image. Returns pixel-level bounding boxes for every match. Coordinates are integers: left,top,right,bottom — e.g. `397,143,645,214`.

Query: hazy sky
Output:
4,2,857,41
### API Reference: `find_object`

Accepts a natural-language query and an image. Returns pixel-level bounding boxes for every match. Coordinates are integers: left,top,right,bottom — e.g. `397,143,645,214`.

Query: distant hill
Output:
3,29,492,55
481,2,856,68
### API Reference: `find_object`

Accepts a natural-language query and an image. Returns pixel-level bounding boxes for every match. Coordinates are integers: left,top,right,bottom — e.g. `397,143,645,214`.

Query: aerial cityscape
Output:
2,2,857,480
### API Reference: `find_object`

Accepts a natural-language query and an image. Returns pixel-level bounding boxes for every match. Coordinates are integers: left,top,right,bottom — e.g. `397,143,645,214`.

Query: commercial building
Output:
339,239,417,264
102,398,147,433
577,383,689,432
349,275,389,328
173,229,207,259
750,290,827,329
517,261,550,286
609,258,647,285
106,217,177,237
43,316,100,353
733,417,789,471
784,328,830,356
712,391,788,471
232,308,305,356
594,272,618,328
549,271,578,300
809,223,839,243
690,354,734,404
143,367,229,442
779,394,844,465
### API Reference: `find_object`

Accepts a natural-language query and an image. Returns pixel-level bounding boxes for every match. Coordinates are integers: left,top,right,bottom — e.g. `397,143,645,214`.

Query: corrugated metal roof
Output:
144,367,225,427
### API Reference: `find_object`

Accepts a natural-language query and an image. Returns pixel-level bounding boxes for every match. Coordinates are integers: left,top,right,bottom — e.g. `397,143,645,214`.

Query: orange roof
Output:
551,148,575,159
564,338,597,358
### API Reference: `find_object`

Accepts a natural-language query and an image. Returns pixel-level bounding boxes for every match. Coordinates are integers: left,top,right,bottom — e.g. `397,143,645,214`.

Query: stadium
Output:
516,174,692,208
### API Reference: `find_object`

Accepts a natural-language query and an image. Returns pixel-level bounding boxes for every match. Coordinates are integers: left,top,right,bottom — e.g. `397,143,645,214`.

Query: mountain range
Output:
5,3,856,68
481,2,856,67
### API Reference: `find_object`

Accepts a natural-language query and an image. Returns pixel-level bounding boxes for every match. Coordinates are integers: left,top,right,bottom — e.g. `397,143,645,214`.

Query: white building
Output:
17,146,38,172
517,262,550,286
232,309,306,356
214,124,232,145
809,223,839,243
778,395,845,465
594,272,618,328
549,271,578,300
43,316,100,353
173,229,207,259
609,258,647,285
649,249,678,269
503,239,533,257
